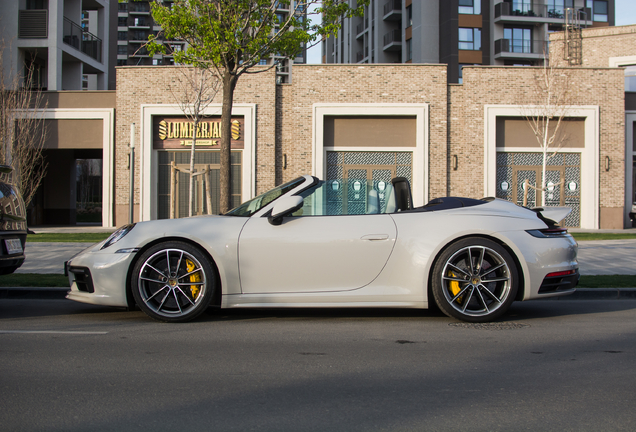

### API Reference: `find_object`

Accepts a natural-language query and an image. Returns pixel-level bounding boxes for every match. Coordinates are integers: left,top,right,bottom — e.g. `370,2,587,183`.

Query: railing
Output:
356,20,367,36
495,38,546,55
383,0,401,16
383,29,402,47
356,47,369,62
63,17,102,62
129,46,150,56
128,2,150,13
495,2,591,20
18,9,48,38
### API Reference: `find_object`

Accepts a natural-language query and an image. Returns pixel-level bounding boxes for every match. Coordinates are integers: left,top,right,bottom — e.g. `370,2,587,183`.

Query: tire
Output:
131,241,216,323
431,237,518,323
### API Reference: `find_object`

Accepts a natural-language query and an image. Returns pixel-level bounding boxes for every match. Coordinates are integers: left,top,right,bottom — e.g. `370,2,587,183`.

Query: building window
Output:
588,0,608,22
459,28,481,51
117,45,128,55
26,0,46,9
504,27,532,53
546,0,565,18
117,59,127,66
625,66,636,92
406,5,413,27
118,17,128,27
406,39,412,61
258,58,268,65
131,30,147,41
118,31,128,41
459,0,481,15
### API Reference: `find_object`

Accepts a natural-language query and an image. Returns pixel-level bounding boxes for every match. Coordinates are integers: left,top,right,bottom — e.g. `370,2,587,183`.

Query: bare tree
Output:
0,41,47,209
167,66,221,217
520,57,573,207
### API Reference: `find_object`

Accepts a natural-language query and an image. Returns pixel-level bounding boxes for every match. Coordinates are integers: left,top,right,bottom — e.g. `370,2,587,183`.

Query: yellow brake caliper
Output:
186,259,201,300
448,271,463,304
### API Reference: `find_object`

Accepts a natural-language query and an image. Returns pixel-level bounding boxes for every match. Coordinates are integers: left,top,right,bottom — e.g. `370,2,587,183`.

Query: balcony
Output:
383,0,402,21
129,46,150,57
356,47,369,62
383,29,402,51
494,2,592,25
63,17,102,62
356,20,368,38
494,37,547,59
128,2,151,14
18,9,48,39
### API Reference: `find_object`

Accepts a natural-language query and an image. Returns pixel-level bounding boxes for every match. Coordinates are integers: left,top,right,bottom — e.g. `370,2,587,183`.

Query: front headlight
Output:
101,224,136,250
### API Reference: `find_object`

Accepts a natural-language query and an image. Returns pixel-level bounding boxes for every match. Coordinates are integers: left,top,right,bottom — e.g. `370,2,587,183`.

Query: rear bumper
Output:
0,231,27,274
538,269,580,295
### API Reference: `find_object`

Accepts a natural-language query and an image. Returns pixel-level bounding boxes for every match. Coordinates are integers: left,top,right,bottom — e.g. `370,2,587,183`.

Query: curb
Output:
2,287,636,301
552,288,636,300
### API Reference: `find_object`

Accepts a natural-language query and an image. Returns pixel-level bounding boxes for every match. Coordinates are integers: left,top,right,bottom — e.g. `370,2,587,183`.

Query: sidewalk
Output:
577,239,636,275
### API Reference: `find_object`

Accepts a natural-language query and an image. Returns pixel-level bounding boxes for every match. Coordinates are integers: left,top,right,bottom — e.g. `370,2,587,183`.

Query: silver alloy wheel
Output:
440,245,512,317
137,248,207,318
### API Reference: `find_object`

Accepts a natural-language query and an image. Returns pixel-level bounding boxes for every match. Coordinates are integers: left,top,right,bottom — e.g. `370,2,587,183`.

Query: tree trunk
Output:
219,71,238,214
189,117,199,217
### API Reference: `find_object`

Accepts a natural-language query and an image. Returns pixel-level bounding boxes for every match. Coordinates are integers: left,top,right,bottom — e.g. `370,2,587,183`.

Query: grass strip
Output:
576,275,636,288
571,233,636,241
1,273,635,289
26,233,111,243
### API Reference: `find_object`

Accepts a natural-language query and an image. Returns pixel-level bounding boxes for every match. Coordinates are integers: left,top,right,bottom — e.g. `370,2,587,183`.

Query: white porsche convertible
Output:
66,175,578,323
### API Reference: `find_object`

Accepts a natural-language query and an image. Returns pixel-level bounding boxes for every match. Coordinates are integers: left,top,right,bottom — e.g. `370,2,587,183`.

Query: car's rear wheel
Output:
432,237,518,323
131,241,215,322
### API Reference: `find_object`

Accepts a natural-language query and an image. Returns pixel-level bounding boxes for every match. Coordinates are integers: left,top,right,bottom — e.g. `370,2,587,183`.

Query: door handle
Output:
361,234,389,241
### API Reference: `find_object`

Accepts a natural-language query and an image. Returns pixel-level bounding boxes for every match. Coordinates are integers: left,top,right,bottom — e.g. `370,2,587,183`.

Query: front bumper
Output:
66,244,136,307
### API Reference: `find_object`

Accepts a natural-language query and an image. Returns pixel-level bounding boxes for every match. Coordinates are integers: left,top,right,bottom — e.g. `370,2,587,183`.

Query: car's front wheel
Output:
131,241,216,322
431,237,518,322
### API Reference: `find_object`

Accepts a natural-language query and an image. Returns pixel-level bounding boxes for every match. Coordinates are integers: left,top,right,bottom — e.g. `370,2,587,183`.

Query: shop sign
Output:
153,116,244,149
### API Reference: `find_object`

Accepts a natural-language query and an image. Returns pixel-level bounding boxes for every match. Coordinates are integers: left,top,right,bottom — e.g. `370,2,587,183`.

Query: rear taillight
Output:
545,269,577,278
526,227,569,238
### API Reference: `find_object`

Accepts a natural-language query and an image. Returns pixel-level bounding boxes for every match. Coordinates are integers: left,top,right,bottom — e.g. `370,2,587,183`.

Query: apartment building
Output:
323,0,615,82
115,1,306,83
0,0,116,91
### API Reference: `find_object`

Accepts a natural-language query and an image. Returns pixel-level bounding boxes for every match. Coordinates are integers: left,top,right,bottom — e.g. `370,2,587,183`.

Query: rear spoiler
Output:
531,206,572,227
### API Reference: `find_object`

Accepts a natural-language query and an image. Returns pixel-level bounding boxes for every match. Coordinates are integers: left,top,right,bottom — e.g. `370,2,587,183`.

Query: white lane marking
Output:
0,330,108,334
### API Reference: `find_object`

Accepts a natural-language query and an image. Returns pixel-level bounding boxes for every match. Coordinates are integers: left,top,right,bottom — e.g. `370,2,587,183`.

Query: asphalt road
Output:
1,299,635,432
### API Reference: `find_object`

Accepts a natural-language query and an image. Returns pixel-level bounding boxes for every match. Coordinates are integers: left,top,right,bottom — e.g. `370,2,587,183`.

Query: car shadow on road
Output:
504,298,636,322
2,297,635,323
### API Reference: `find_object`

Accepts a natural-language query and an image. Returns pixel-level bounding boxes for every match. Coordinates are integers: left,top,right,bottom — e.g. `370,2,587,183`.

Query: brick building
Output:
114,56,623,229
25,24,634,230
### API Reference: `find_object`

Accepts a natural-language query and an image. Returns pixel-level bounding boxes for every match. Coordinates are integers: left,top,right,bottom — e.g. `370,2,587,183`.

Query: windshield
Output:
225,177,306,217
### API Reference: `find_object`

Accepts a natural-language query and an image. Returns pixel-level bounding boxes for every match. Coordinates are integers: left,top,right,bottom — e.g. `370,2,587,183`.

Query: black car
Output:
0,165,27,274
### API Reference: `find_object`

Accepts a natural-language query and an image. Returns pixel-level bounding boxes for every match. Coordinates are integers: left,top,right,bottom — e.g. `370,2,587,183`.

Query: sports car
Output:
66,175,579,323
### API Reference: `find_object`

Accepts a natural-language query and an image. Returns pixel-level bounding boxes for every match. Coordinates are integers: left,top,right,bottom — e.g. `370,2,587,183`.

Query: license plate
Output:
5,239,23,255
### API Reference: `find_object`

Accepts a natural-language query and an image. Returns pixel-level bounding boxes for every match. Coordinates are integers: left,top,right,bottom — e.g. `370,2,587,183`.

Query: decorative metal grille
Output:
326,151,413,215
496,152,581,227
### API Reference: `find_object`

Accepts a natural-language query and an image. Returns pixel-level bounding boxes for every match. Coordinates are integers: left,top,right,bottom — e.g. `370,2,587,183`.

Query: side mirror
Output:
268,196,303,225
